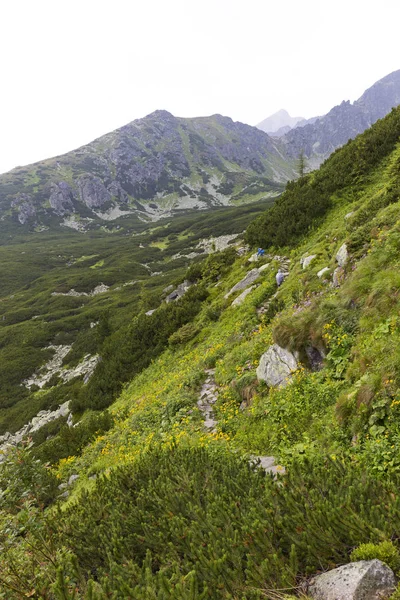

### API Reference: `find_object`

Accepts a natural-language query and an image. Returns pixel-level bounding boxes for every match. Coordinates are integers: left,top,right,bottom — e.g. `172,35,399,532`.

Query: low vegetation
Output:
1,108,400,597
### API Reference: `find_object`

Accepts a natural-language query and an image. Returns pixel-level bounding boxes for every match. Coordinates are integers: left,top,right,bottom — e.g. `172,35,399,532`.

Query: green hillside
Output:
1,108,400,598
0,200,274,434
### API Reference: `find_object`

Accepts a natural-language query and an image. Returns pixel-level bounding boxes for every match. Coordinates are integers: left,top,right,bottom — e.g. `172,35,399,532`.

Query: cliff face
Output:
0,111,292,231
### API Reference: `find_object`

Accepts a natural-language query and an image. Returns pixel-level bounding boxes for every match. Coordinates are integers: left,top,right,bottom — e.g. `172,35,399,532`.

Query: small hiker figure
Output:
257,248,265,257
276,268,285,287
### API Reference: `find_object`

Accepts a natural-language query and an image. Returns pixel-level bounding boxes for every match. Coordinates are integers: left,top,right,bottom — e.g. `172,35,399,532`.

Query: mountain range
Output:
1,98,400,597
276,69,400,168
0,112,292,232
1,70,400,232
256,108,306,135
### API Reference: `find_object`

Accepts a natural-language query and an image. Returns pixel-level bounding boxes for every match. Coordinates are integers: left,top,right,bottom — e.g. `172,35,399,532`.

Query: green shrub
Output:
168,323,199,346
350,540,400,574
390,584,400,599
246,105,400,249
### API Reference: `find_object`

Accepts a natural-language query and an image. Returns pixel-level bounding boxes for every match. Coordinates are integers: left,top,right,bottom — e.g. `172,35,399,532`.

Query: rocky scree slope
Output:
0,111,291,231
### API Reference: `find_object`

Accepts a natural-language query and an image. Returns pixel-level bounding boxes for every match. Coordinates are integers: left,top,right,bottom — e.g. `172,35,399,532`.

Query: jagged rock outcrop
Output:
77,174,111,209
11,193,36,224
23,345,100,389
49,181,75,215
51,284,109,298
308,559,396,600
256,344,298,387
332,266,345,288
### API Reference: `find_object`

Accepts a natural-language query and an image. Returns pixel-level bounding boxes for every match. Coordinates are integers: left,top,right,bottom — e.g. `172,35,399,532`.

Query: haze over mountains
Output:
260,69,400,169
1,69,400,232
256,109,306,136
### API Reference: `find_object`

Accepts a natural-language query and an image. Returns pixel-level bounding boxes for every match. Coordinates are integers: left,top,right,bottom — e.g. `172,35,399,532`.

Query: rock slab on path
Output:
197,370,286,477
308,559,396,600
197,369,218,430
256,344,298,388
231,286,256,307
224,269,261,298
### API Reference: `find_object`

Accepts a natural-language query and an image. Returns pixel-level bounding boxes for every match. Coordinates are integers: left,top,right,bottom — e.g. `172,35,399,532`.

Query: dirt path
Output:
197,370,285,476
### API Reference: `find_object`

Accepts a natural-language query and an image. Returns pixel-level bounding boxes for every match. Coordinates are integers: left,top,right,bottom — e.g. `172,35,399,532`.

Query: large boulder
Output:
256,344,298,388
336,243,349,267
224,269,260,298
308,559,396,600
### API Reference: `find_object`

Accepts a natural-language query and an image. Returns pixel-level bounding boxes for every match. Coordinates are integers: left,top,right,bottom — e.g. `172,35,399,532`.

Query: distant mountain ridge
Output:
256,109,305,135
280,69,400,168
0,112,293,232
1,69,400,232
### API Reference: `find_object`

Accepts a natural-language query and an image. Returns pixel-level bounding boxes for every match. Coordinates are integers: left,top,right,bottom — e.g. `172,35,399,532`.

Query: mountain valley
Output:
1,73,400,599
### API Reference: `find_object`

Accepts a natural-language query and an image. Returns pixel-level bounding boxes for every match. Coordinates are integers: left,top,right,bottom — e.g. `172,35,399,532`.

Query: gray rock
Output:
145,309,156,316
231,286,256,307
336,243,348,267
225,269,261,298
332,266,344,288
345,211,355,220
196,234,238,254
308,559,396,600
248,253,260,263
302,254,317,269
250,455,286,476
256,344,298,388
68,474,79,486
258,262,270,273
317,267,330,278
11,193,36,224
165,280,192,303
49,182,75,215
77,174,111,209
305,346,325,371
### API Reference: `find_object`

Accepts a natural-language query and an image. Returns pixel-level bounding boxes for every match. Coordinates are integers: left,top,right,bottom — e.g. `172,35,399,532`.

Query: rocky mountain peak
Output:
257,109,305,135
280,69,400,167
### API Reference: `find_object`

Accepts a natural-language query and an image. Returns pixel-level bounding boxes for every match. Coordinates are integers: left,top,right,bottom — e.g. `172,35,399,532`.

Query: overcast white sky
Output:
0,0,399,174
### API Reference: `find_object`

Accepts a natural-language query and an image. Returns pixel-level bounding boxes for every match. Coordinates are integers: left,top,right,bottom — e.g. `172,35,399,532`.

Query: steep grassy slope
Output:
0,199,273,434
2,108,400,597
